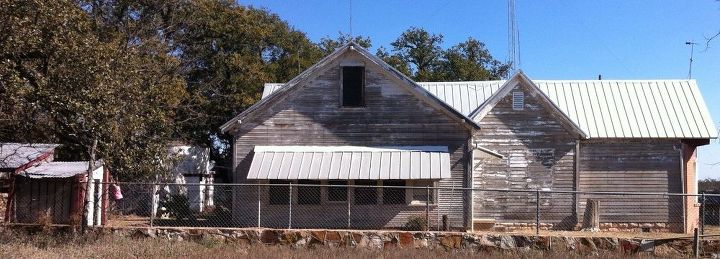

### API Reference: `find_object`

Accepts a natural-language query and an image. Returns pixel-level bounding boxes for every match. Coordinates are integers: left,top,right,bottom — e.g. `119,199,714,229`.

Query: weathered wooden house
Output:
220,42,717,233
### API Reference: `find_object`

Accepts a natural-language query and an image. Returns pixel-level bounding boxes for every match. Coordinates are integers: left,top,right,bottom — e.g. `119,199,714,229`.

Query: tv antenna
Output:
507,0,520,75
685,41,697,79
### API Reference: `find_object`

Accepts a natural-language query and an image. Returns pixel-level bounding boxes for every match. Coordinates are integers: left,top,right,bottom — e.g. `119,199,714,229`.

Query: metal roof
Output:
261,77,717,139
247,146,451,180
0,143,59,169
18,161,103,179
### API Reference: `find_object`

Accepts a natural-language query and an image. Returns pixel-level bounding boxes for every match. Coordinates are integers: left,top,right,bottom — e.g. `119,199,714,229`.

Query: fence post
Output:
693,227,700,258
347,188,351,229
701,193,706,235
288,183,293,229
426,185,430,231
535,189,540,235
257,185,261,228
150,183,158,227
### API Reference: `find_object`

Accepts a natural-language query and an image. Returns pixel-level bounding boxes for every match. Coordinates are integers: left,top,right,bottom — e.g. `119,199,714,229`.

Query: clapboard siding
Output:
472,83,577,226
578,141,683,224
230,52,470,229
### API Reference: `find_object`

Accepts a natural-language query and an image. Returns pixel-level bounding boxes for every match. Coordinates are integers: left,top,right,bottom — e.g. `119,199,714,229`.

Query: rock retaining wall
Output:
86,227,718,257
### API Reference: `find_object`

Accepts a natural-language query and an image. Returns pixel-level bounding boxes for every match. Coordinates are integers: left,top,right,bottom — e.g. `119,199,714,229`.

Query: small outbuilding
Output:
1,143,109,226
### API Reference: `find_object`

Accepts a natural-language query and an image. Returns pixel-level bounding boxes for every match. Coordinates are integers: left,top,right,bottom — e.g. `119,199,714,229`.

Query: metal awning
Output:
247,146,451,180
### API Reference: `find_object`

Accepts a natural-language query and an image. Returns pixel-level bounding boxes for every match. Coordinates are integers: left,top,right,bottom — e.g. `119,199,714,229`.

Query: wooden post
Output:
442,215,449,231
535,189,540,235
583,199,600,231
693,227,700,258
701,193,706,235
288,183,292,229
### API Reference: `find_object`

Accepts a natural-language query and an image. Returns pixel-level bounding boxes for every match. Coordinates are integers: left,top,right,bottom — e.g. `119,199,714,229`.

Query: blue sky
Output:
240,0,720,179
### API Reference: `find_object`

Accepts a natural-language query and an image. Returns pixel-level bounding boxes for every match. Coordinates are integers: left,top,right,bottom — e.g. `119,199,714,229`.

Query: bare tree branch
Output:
703,30,720,51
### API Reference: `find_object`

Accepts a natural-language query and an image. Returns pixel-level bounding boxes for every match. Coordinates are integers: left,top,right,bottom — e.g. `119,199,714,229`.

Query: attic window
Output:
512,91,524,110
342,66,365,107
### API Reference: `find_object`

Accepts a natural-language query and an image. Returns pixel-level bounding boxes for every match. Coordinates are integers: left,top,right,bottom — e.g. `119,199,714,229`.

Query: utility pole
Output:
686,41,697,79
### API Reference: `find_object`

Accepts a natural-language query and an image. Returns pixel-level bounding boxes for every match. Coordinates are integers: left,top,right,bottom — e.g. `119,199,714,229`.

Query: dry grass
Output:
0,229,671,259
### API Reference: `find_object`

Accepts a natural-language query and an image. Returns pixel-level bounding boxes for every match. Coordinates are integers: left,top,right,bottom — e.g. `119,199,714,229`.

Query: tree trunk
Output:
82,138,98,232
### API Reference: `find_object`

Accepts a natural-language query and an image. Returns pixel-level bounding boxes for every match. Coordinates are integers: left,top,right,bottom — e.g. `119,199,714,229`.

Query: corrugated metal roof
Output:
260,78,717,139
0,143,59,169
262,83,285,99
417,81,505,116
247,146,451,180
19,161,103,178
532,80,717,139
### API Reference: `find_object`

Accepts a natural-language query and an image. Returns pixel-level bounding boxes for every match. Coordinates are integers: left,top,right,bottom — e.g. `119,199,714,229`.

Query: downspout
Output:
674,143,686,232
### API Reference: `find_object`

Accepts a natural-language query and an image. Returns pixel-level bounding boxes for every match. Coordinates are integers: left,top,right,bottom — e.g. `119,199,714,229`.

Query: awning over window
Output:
247,146,451,180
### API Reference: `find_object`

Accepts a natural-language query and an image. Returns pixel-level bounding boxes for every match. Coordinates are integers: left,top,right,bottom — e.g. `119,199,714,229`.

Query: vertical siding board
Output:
232,57,470,228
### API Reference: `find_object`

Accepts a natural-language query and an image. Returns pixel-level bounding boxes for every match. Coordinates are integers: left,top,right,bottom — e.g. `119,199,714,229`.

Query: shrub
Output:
403,215,428,231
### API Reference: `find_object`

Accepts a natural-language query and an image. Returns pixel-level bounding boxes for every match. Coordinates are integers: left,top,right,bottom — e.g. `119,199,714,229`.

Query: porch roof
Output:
247,146,451,180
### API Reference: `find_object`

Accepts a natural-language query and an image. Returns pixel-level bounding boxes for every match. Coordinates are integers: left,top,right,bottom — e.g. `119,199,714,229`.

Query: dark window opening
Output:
342,66,364,107
383,180,406,204
327,180,348,202
354,180,377,205
269,180,290,205
297,180,321,205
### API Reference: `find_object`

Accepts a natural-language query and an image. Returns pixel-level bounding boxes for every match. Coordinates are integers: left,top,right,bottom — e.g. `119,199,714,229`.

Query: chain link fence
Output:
4,181,720,237
84,182,714,234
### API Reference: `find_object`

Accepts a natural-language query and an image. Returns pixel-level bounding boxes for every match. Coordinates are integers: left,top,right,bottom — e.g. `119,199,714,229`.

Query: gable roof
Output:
219,42,481,133
262,72,718,139
470,72,587,138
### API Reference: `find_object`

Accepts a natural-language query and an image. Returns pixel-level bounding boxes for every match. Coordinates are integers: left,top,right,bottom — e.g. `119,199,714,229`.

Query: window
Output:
512,91,524,110
297,180,321,205
410,181,435,205
342,66,364,107
354,180,377,205
382,180,406,204
327,180,348,202
269,180,290,205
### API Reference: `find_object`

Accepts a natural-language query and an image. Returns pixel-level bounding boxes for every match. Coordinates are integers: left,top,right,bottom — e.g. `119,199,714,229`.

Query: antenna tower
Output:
507,0,520,75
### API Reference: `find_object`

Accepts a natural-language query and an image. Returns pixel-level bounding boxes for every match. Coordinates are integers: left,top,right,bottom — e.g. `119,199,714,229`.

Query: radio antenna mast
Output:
686,41,697,79
507,0,520,75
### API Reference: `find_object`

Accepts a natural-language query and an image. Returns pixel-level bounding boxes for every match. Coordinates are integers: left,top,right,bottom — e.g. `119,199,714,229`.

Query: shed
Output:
7,161,108,226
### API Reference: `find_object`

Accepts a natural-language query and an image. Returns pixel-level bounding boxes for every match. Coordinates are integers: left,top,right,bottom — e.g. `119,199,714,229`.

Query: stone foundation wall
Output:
0,193,6,222
491,222,679,233
62,227,715,256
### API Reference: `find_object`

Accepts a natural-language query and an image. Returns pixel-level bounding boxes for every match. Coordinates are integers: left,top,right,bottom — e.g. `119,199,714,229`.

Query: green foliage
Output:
0,1,508,181
700,178,720,192
318,32,372,55
381,27,509,81
160,194,194,220
403,214,428,231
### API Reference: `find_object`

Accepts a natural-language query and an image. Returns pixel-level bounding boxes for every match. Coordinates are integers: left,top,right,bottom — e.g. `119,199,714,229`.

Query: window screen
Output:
354,180,377,205
327,180,348,202
382,180,406,204
342,66,364,107
512,91,524,110
269,180,290,205
297,180,321,205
